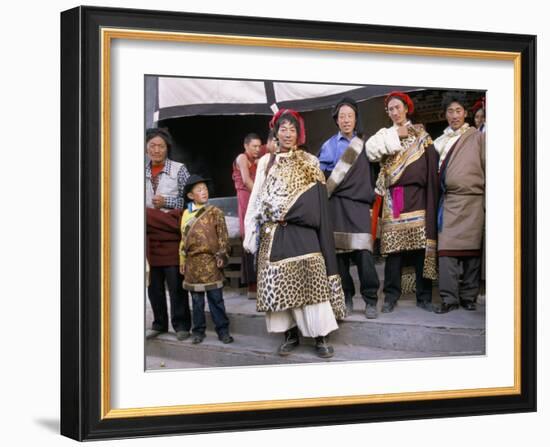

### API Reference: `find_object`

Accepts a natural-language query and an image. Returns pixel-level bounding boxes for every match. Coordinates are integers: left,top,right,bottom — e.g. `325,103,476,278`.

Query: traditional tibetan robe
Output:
179,205,229,292
367,124,439,279
325,136,376,251
436,127,485,254
244,150,346,320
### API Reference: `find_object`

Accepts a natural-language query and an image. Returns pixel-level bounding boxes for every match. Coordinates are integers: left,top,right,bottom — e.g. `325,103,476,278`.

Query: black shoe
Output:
382,301,396,313
219,333,234,344
416,301,433,312
365,304,378,319
176,330,191,341
434,302,459,314
461,301,477,311
278,327,299,356
192,333,206,344
315,336,334,358
145,329,164,340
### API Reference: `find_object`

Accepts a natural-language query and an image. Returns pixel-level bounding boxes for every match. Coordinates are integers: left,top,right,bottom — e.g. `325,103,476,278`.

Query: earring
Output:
274,138,281,153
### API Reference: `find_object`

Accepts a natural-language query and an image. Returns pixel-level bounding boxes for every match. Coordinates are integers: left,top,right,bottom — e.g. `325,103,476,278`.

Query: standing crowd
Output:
145,90,486,360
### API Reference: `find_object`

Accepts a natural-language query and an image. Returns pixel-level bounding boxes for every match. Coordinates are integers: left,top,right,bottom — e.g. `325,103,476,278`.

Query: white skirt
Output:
265,301,338,338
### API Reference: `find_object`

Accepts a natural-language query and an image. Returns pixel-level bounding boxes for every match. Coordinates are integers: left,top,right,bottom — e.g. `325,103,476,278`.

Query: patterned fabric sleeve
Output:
307,151,321,170
164,163,190,210
214,208,229,267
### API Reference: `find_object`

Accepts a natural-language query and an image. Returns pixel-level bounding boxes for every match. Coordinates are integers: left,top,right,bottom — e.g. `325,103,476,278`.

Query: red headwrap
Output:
472,98,486,114
384,91,415,115
269,108,306,146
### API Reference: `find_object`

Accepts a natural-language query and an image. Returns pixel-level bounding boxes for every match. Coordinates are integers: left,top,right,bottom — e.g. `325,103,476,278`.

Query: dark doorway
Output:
159,115,271,199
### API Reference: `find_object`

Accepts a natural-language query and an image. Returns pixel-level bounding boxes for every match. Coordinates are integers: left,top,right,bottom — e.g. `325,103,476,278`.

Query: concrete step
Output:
145,294,484,369
145,330,451,370
208,293,485,355
146,261,486,369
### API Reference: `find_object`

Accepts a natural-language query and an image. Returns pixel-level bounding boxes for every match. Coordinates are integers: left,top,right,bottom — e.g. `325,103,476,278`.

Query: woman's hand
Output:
216,258,224,268
179,263,185,275
152,195,166,209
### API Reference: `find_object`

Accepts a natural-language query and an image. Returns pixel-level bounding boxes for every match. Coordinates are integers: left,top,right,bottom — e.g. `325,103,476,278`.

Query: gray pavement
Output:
145,265,486,369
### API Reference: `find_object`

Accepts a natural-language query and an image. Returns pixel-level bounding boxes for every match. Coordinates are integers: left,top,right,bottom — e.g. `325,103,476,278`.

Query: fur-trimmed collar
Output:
326,136,364,197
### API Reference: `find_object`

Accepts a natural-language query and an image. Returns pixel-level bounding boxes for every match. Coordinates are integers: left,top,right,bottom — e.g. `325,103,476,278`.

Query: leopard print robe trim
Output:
255,150,346,319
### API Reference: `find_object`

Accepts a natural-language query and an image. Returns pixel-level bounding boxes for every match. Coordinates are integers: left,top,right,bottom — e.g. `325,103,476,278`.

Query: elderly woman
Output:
145,128,192,341
244,109,345,359
366,92,439,314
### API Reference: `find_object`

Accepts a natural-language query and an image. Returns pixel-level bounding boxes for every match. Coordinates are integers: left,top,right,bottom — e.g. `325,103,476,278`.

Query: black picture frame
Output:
60,5,537,441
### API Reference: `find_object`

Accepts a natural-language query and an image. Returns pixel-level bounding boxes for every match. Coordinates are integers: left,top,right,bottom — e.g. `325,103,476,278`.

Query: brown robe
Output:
438,128,485,252
179,205,229,292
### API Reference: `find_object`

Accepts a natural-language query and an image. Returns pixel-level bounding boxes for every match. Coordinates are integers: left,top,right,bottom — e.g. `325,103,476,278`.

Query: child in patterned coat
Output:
180,175,233,344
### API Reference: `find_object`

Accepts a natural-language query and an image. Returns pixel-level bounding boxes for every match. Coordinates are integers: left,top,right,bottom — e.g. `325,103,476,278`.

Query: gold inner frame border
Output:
100,27,522,419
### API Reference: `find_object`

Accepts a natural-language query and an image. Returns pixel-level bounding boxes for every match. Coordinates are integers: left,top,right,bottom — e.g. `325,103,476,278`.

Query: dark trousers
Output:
337,250,380,307
191,288,230,337
439,256,481,305
383,250,432,304
147,265,191,332
241,251,256,285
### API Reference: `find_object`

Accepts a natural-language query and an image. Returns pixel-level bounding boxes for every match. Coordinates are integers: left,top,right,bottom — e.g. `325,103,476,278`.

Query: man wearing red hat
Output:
318,97,380,319
366,91,439,314
244,109,346,359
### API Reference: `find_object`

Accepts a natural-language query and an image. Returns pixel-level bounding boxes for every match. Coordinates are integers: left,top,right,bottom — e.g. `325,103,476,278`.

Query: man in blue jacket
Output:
318,98,380,319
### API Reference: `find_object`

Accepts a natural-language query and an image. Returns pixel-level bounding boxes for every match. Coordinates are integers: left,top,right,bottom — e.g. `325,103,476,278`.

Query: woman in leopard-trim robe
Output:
243,109,346,359
365,91,439,314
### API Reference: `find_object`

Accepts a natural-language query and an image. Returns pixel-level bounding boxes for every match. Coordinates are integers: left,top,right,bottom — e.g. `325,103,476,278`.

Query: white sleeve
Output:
243,154,269,254
365,127,402,161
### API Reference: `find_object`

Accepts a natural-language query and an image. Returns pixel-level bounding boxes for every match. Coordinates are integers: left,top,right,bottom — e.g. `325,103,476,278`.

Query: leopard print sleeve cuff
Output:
327,274,347,321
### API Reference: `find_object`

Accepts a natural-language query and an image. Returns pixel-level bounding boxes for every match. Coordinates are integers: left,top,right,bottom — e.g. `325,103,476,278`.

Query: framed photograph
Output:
60,5,536,441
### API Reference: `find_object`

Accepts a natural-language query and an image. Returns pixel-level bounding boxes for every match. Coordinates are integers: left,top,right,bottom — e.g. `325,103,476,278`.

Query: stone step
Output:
145,330,452,370
213,293,485,355
146,256,486,369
